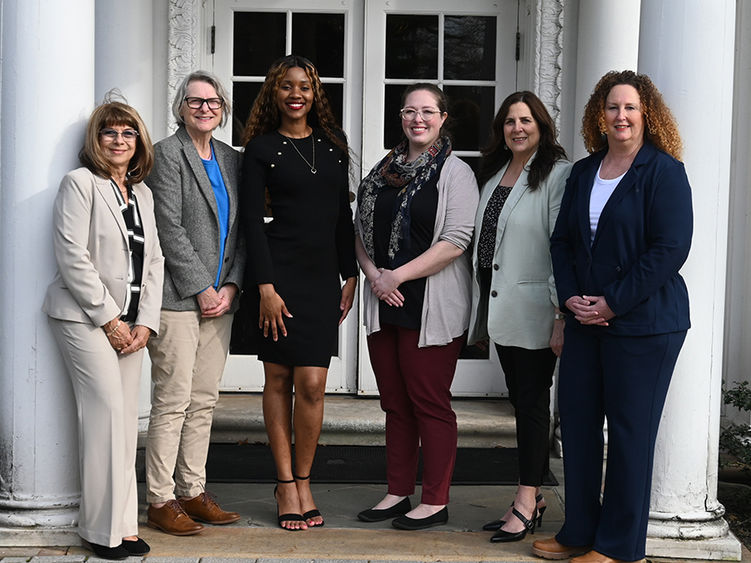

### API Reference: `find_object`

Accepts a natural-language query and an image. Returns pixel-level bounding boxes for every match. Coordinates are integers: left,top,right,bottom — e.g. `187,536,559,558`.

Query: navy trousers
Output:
555,325,686,561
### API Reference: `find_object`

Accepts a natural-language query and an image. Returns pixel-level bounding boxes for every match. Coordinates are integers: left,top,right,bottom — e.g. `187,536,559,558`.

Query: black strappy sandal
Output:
274,478,306,531
294,474,324,527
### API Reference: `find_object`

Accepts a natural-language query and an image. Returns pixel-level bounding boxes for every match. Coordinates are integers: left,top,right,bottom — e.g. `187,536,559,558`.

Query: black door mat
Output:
138,444,557,486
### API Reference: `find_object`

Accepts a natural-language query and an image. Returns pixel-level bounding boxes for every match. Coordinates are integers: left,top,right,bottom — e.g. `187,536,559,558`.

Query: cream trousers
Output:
145,310,233,503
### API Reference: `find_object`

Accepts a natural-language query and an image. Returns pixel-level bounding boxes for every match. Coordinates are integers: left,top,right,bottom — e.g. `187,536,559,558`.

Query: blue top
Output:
202,142,230,289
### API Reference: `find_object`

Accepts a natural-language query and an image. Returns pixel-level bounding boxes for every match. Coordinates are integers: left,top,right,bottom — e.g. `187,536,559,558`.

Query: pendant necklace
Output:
281,133,317,174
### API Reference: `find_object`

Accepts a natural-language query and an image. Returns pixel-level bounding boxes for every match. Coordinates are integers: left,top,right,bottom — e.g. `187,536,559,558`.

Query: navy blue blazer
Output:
550,142,692,336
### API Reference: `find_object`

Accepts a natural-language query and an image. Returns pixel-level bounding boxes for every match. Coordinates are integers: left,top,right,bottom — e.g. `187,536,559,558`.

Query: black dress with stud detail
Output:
240,128,357,367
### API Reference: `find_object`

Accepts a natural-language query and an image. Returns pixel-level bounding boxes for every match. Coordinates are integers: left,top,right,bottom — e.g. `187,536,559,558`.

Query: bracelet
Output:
554,312,566,320
105,320,121,336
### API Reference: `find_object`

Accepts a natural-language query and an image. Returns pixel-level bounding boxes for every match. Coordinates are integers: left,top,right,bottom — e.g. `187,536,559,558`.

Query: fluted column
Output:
571,0,640,160
639,0,741,559
0,0,95,546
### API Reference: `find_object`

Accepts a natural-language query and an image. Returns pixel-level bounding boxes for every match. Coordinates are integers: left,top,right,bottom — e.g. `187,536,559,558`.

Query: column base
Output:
0,526,80,547
647,520,742,561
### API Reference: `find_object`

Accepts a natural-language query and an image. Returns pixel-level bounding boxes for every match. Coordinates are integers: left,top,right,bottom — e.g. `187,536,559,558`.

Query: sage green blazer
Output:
468,156,571,349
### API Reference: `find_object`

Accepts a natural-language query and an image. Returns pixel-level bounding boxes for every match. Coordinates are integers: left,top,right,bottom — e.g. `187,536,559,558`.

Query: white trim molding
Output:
167,0,202,132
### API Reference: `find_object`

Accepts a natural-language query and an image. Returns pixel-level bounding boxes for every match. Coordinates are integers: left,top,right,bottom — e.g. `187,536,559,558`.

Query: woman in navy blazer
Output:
532,71,692,563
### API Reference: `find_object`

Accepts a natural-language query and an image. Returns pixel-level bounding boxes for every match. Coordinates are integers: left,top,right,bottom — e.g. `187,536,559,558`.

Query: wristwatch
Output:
554,312,566,320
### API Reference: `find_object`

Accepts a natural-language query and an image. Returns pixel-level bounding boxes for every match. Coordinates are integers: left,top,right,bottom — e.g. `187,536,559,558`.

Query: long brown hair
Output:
581,70,682,159
478,91,567,189
241,55,348,156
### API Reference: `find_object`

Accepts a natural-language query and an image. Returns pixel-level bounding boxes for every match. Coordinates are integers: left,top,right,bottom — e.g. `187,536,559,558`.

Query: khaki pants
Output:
49,317,143,547
145,310,233,504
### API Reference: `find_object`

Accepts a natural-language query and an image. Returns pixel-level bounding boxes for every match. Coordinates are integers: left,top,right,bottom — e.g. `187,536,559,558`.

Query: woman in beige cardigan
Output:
468,91,571,543
43,99,163,560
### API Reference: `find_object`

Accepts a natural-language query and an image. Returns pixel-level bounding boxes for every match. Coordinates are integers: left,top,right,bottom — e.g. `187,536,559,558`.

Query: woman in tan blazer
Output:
467,91,570,544
43,99,164,560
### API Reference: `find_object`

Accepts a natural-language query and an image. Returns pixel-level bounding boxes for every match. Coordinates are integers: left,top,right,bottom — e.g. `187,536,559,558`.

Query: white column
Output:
0,0,95,546
95,0,158,431
638,1,741,560
571,0,640,160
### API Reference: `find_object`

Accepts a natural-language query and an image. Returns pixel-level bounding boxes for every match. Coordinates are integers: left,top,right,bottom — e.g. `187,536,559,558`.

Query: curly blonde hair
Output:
581,70,682,159
240,55,348,156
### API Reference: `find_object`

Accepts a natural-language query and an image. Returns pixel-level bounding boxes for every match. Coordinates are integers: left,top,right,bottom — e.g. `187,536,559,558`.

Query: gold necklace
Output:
281,133,317,174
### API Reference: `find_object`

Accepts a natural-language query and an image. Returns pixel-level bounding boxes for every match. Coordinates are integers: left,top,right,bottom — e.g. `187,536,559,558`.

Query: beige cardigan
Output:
357,154,479,347
468,157,571,348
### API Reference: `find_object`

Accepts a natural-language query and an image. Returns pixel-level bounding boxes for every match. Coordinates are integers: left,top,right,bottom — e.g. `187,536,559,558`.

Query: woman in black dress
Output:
240,55,358,531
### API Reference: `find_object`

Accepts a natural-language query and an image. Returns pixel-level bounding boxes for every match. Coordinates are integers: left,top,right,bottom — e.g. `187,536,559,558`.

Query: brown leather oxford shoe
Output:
179,492,241,525
532,536,591,560
147,499,204,536
570,550,646,563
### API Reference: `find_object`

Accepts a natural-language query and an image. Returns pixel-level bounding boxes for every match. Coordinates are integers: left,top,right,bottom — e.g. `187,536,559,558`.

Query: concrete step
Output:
210,394,517,448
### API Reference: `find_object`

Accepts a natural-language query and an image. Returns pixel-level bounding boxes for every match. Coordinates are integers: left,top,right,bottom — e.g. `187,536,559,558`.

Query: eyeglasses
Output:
184,97,224,110
399,108,442,122
100,128,139,142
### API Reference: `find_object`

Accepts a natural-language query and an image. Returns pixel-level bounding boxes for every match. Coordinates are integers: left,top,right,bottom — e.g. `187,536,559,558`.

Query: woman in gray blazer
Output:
467,91,571,543
43,99,163,560
144,71,244,536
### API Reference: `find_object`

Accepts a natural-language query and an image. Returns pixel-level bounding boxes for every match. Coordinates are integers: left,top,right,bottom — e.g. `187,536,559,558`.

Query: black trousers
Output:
495,344,557,487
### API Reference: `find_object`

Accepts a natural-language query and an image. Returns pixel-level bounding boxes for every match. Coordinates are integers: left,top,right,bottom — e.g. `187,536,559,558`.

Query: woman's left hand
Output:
575,295,615,326
339,277,357,324
550,319,565,357
120,325,151,355
371,268,401,298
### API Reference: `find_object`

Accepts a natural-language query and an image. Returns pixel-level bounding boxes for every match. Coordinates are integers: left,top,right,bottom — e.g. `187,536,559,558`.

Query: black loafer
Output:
122,537,150,555
357,497,412,522
86,541,129,560
392,506,448,530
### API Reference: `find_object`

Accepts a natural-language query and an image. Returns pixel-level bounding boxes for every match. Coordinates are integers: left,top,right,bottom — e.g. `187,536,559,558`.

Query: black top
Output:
477,184,513,269
373,173,439,329
109,179,144,322
241,128,357,366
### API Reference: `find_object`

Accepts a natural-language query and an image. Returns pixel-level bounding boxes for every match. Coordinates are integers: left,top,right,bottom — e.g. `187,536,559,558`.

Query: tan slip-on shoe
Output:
531,536,591,560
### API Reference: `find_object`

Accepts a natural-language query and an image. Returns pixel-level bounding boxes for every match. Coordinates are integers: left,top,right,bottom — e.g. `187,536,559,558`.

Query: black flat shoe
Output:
357,497,412,522
489,507,537,543
392,506,448,530
122,537,150,555
483,493,546,531
86,541,129,560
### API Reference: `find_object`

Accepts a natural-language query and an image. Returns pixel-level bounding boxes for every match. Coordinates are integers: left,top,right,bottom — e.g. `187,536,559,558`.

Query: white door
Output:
358,0,519,396
209,0,364,393
208,0,521,396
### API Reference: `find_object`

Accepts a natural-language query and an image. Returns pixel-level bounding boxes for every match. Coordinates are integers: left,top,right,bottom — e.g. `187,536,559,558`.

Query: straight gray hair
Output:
172,70,232,128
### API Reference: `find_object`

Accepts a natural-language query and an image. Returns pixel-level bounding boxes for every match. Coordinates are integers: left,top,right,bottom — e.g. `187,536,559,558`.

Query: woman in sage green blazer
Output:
467,91,571,544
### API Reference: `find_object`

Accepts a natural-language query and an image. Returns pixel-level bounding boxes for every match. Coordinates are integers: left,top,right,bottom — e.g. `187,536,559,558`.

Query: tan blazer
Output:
43,167,164,332
468,157,571,349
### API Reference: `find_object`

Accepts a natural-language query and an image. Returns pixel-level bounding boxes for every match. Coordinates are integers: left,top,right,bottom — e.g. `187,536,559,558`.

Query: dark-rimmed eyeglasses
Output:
399,108,442,122
99,128,139,142
184,97,224,110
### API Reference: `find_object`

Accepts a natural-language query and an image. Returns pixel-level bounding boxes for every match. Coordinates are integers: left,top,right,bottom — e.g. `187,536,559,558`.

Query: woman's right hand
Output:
102,317,134,353
370,270,404,307
258,283,293,341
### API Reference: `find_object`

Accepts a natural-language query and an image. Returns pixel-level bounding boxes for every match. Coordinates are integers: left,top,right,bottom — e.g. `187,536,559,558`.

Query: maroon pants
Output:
367,324,465,505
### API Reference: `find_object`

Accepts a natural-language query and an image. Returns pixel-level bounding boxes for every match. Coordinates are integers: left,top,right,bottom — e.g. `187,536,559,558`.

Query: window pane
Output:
384,84,406,150
232,82,262,146
292,13,345,77
322,83,344,127
386,15,438,79
444,16,497,80
233,12,286,76
444,85,495,151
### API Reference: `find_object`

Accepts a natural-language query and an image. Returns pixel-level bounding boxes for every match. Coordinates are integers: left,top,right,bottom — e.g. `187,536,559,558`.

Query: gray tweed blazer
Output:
147,126,245,312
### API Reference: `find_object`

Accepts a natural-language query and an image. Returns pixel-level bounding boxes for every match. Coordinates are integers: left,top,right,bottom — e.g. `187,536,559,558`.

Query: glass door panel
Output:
360,0,519,396
211,0,363,392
